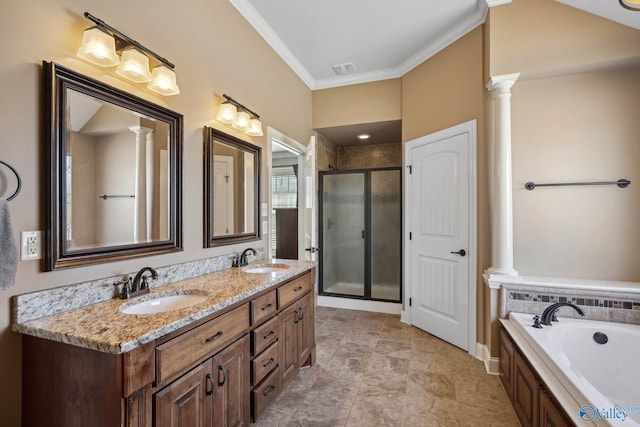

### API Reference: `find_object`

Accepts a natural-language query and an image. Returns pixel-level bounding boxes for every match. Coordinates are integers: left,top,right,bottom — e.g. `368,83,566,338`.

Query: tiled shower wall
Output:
337,143,402,170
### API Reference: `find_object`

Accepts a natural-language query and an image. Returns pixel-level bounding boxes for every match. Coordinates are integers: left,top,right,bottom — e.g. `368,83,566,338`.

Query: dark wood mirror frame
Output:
203,127,261,247
43,61,183,270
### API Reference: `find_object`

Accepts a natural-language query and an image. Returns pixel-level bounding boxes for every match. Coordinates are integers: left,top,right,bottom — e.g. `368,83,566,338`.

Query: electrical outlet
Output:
21,231,42,261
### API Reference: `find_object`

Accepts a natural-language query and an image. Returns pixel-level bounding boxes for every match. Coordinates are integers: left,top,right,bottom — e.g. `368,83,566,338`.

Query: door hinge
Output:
409,298,412,306
409,232,412,240
407,165,412,174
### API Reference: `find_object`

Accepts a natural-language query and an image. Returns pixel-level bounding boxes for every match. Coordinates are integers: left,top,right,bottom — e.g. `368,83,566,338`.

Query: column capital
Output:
486,73,520,92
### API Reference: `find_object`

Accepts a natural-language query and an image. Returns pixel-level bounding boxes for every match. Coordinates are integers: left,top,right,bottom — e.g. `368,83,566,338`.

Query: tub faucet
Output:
540,302,585,325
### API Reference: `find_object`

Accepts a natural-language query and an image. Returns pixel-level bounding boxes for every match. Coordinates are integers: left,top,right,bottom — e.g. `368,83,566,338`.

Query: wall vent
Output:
331,62,356,75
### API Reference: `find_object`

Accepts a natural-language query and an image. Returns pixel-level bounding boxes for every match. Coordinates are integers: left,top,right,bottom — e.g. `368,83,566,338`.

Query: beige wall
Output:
489,0,640,281
402,26,489,345
489,0,640,78
312,79,402,129
485,0,640,356
336,143,402,170
0,0,311,425
512,66,640,280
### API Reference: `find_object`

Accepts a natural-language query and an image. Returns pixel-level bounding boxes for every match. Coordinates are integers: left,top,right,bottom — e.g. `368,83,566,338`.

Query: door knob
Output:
305,247,319,253
450,249,466,256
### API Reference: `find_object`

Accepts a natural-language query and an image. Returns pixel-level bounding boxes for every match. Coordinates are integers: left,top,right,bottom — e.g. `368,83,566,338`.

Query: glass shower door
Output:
320,172,365,297
370,169,401,301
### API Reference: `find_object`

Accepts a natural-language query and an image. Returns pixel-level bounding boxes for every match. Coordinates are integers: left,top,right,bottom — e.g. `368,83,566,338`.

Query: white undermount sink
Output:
243,263,290,274
120,293,208,315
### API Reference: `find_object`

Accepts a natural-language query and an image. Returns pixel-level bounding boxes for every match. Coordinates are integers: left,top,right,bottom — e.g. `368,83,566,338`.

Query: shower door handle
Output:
362,230,365,239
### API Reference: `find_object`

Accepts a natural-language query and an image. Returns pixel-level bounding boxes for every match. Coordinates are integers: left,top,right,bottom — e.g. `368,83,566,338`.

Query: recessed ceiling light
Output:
357,134,370,140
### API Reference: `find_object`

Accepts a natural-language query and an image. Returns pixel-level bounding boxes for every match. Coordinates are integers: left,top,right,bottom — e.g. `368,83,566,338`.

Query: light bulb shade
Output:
233,111,250,130
116,49,152,83
620,0,640,10
217,103,237,124
77,27,120,67
245,118,263,136
147,66,180,96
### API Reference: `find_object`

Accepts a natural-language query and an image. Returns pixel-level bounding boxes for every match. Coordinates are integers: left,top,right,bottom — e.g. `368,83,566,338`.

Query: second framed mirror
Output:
203,127,260,247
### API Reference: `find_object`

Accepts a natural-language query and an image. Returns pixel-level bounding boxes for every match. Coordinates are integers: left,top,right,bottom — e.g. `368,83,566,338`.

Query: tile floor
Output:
254,306,520,426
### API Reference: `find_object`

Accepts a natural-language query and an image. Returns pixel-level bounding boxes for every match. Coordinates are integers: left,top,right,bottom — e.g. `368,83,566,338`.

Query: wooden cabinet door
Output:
213,335,250,427
155,361,214,427
513,352,539,427
540,386,573,427
279,303,299,387
297,293,314,367
499,328,515,399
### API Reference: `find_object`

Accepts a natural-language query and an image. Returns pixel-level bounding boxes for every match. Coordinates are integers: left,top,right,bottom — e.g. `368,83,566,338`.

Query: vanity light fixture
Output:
77,12,180,95
620,0,640,10
116,48,152,83
217,94,263,136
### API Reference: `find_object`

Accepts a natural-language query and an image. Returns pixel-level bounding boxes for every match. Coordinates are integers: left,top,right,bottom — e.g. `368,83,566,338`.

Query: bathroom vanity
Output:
14,261,315,427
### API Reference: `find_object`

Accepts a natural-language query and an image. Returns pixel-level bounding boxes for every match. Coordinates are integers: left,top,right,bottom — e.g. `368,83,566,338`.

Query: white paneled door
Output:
405,120,476,352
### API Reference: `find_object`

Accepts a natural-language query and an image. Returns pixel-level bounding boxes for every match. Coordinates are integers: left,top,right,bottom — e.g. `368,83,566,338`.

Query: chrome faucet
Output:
540,302,585,326
233,248,257,267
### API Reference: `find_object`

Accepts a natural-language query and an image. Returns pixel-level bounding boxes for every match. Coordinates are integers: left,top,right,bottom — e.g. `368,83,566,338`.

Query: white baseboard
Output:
317,296,402,315
400,310,410,325
476,343,500,375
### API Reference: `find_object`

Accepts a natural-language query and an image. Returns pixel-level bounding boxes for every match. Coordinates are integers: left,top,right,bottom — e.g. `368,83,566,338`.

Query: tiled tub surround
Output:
12,256,315,354
492,275,640,324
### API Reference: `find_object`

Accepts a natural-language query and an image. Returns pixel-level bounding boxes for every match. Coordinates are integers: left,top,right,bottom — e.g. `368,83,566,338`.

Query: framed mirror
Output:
43,62,183,270
204,127,260,247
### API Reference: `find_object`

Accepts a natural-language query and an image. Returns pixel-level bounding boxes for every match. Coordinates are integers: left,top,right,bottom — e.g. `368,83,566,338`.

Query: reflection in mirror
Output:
66,89,171,249
204,127,260,247
44,62,183,270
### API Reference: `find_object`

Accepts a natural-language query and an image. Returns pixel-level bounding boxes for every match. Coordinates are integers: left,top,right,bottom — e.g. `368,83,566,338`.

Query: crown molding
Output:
230,0,512,90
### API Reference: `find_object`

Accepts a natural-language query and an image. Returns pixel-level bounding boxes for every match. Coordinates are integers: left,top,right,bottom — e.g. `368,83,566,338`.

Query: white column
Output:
130,126,152,243
485,73,519,277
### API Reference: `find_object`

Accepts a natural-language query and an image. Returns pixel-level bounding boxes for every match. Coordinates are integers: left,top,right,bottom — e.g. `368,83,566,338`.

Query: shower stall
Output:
319,168,401,302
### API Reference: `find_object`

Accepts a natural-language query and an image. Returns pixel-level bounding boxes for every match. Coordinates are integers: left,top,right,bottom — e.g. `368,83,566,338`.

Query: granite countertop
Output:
12,259,315,354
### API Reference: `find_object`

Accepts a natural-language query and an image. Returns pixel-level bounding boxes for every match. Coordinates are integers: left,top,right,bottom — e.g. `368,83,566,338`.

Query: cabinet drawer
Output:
252,368,281,422
156,304,249,385
251,315,279,355
251,341,279,386
251,290,277,325
277,274,311,309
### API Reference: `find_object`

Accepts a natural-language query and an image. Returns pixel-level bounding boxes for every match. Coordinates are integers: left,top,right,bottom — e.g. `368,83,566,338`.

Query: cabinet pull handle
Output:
263,331,275,340
261,303,273,311
218,365,227,386
294,309,299,324
205,331,224,342
262,357,275,368
294,286,303,292
205,373,214,396
299,307,304,320
263,385,275,397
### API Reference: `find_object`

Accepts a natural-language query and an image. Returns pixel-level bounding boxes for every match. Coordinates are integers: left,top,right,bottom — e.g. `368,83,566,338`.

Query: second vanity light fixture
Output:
216,94,264,136
77,12,180,96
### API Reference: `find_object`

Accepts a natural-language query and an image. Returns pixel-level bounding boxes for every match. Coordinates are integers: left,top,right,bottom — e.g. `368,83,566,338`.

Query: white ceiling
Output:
230,0,639,90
